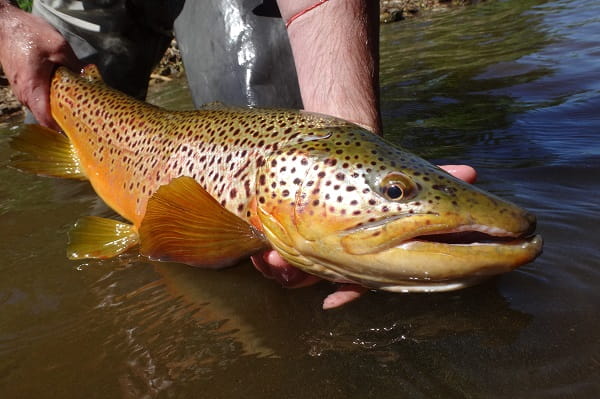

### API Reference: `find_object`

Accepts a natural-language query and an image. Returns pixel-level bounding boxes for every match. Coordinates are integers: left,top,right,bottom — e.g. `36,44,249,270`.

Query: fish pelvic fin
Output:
10,124,86,180
67,216,139,259
139,176,269,268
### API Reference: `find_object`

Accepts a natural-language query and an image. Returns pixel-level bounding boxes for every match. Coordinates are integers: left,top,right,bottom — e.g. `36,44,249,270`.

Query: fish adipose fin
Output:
10,124,86,180
139,176,268,268
68,216,139,259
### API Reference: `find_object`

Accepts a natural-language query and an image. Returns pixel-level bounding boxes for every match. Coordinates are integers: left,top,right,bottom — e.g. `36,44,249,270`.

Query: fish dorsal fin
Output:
80,64,103,83
139,176,268,268
68,216,139,259
10,124,86,180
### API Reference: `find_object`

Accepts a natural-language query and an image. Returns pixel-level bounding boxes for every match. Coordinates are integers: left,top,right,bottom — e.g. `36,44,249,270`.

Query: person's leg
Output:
33,0,302,108
174,0,302,109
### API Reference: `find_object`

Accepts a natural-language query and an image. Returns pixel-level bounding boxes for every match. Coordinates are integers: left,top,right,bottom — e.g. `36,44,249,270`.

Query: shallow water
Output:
1,0,599,397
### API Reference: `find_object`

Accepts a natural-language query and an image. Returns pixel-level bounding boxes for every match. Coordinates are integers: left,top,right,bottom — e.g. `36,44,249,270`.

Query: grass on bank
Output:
15,0,32,12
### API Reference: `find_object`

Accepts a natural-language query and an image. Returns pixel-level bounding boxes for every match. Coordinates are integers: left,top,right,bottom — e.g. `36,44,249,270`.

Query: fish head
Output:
256,126,542,291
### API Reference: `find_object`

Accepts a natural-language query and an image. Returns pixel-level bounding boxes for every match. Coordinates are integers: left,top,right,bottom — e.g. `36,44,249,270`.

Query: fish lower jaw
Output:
376,275,490,293
397,223,538,248
295,234,542,292
396,233,542,249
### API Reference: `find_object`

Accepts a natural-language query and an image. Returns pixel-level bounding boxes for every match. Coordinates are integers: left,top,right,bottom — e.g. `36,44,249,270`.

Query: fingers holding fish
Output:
439,164,477,184
251,250,321,288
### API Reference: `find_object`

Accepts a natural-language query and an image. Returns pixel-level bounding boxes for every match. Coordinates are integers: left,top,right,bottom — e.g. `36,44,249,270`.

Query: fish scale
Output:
52,67,348,227
12,65,542,294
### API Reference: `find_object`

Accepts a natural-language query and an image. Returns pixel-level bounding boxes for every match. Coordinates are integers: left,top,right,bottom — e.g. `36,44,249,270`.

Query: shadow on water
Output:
2,0,600,397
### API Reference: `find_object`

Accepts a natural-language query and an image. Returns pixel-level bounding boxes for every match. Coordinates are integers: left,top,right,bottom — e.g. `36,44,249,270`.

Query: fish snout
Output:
521,209,537,237
500,204,538,238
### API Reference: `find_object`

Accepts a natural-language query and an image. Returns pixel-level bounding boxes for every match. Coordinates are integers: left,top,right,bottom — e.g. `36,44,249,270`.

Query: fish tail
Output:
10,124,86,180
68,216,139,259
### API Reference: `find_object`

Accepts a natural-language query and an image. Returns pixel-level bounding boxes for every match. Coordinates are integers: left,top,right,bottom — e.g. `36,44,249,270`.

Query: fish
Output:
11,65,542,295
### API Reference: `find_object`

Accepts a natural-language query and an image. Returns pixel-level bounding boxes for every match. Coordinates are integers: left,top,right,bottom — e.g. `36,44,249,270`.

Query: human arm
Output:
276,0,381,133
0,1,82,128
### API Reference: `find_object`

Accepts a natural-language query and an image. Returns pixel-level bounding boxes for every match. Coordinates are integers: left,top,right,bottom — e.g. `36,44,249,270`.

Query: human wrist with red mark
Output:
277,0,382,134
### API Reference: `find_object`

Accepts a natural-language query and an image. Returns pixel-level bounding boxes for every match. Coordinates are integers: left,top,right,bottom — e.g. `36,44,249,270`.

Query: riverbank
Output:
381,0,485,22
0,0,486,120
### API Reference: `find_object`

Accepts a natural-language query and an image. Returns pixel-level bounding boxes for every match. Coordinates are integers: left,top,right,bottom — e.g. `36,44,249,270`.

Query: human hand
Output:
251,164,478,309
0,5,83,128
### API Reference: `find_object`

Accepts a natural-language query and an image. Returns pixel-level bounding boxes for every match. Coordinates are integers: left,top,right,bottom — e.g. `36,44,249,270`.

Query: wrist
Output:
283,0,330,28
277,0,327,23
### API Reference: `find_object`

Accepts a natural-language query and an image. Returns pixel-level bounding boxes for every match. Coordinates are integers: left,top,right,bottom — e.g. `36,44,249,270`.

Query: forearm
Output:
277,0,381,134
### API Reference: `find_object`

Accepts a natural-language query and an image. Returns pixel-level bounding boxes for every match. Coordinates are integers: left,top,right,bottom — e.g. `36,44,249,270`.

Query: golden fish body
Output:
14,65,541,292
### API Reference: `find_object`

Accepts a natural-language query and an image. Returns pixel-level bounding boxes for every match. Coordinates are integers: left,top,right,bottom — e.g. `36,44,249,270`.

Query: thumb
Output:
26,83,58,129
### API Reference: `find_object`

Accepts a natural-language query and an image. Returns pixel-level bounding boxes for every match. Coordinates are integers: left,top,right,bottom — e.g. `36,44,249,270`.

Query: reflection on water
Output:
1,0,600,397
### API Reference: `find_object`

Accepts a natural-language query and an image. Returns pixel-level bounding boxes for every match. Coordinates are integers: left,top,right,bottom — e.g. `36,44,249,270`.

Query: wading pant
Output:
31,0,302,108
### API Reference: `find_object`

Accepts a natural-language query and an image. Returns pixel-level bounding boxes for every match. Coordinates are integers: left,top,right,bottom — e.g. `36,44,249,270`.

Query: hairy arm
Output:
0,1,82,127
277,0,381,133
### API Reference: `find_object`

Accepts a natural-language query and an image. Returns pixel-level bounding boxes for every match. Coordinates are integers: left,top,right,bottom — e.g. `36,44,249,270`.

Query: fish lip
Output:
340,213,419,234
397,232,542,249
404,224,533,246
342,217,536,249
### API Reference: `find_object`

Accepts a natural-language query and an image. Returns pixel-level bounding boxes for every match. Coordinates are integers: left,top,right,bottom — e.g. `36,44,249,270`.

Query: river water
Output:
1,0,599,397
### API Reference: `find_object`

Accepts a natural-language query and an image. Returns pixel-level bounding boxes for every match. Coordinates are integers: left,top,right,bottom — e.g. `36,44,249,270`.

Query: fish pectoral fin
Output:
139,176,268,268
10,124,86,180
68,216,139,259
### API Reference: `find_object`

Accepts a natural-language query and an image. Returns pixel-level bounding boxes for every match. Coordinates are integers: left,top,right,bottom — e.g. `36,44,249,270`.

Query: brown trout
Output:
12,65,542,293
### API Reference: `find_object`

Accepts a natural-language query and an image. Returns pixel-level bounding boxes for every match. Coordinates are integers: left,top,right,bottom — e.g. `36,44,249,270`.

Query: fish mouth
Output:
370,232,543,292
326,218,543,292
326,231,543,293
400,223,537,247
340,212,538,256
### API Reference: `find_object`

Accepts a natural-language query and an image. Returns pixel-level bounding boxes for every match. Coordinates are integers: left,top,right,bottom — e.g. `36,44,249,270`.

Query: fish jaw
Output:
295,229,543,292
260,204,542,291
256,126,543,291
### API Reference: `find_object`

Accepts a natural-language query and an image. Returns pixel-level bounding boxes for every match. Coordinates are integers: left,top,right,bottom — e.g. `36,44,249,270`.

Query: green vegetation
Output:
15,0,32,12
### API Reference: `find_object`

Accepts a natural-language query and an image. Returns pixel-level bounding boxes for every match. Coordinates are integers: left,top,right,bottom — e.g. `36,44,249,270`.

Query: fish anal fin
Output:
68,216,139,259
139,176,268,268
10,124,86,180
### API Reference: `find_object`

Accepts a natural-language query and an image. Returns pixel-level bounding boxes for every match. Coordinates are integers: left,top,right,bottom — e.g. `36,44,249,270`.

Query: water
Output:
1,0,599,397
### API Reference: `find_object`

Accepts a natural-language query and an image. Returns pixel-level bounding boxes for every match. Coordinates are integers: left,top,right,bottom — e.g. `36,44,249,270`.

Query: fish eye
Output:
384,184,404,199
379,172,417,201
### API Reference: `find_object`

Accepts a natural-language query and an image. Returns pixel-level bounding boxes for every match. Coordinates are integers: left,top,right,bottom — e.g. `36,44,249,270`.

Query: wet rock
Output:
150,39,184,84
0,71,23,120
